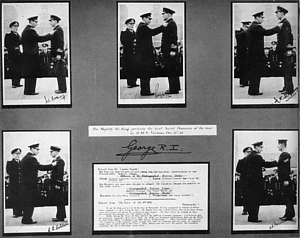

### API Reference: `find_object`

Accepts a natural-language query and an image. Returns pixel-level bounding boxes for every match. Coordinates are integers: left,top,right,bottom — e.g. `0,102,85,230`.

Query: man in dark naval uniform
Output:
49,15,64,58
121,18,139,88
235,20,251,87
21,16,53,95
49,146,66,222
49,15,66,94
246,11,280,96
20,143,56,224
136,13,166,96
275,6,294,95
6,148,23,217
161,7,180,94
236,146,252,215
277,139,295,221
244,141,277,222
4,21,23,88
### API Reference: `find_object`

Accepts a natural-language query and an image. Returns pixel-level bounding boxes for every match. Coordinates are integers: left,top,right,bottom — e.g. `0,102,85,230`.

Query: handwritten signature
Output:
155,83,171,98
269,219,286,229
116,139,191,161
48,222,69,232
44,94,66,104
273,87,298,104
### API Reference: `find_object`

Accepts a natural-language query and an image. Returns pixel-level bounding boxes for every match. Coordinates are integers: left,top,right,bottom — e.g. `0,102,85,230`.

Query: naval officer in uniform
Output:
274,6,294,95
20,143,56,224
277,139,295,221
246,11,280,96
243,141,277,222
6,148,23,218
49,146,67,222
136,13,166,96
48,15,67,94
21,16,53,95
4,21,23,88
235,20,251,87
161,7,180,95
120,18,139,88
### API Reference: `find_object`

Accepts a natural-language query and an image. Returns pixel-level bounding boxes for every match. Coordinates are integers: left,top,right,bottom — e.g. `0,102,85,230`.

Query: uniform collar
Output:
53,155,60,160
166,18,173,23
53,24,60,30
279,17,286,23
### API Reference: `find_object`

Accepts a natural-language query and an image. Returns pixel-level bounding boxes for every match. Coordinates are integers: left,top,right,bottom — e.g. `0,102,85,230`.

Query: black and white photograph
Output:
117,2,185,106
1,2,71,107
232,130,298,232
232,2,298,107
3,131,71,235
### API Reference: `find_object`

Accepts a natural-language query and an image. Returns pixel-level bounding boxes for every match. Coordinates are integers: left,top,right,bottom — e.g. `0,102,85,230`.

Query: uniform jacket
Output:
51,25,64,57
246,22,279,69
20,152,53,188
270,176,281,190
4,31,21,59
276,18,293,57
6,159,21,184
136,22,164,64
236,157,247,186
244,150,277,189
54,59,67,77
21,25,51,77
120,29,136,59
161,18,177,56
278,152,291,183
51,156,65,188
235,28,247,66
21,25,51,55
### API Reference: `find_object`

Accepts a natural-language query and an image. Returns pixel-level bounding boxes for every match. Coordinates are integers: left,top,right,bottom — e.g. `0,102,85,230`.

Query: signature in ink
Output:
269,219,286,229
273,87,298,104
116,139,191,161
155,83,171,98
48,222,69,232
44,94,66,104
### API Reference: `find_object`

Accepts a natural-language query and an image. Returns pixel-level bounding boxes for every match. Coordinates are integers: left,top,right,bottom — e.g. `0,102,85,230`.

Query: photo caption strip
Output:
89,125,217,137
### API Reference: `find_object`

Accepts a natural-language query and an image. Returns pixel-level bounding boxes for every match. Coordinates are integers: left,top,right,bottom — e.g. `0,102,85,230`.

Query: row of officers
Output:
235,139,295,223
120,7,181,96
5,144,67,224
4,15,67,95
235,6,294,95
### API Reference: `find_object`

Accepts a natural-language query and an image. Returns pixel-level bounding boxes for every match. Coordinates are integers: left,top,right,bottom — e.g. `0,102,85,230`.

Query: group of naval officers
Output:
4,14,67,96
235,6,294,96
236,139,295,223
120,7,181,96
6,144,67,225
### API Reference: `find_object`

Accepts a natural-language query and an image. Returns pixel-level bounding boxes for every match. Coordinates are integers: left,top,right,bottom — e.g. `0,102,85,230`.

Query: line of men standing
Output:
120,7,181,96
236,139,295,223
6,144,66,224
235,6,294,96
4,14,67,95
